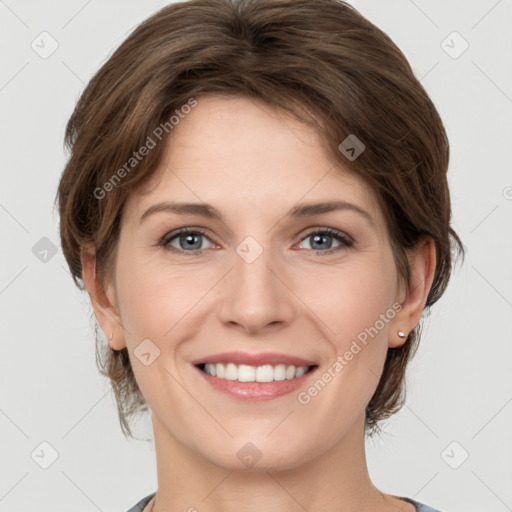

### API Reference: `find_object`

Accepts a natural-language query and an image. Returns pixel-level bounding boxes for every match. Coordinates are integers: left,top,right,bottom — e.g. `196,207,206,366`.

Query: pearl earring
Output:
397,330,407,338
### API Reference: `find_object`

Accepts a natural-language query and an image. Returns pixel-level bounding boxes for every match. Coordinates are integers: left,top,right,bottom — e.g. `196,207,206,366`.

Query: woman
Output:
56,1,464,511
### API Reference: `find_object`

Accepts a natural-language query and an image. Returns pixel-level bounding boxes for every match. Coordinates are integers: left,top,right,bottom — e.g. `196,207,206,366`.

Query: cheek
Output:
294,253,397,411
113,241,197,336
112,251,196,403
296,253,397,345
114,263,168,338
291,260,396,440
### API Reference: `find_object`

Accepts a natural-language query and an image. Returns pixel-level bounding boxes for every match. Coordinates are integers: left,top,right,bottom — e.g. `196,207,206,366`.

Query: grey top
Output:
126,493,443,512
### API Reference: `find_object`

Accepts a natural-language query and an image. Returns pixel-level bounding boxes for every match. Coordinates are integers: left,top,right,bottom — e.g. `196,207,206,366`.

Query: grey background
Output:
1,0,511,511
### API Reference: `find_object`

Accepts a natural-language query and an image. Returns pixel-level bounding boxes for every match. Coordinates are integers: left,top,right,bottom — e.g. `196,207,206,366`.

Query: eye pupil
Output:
311,233,332,250
181,233,202,250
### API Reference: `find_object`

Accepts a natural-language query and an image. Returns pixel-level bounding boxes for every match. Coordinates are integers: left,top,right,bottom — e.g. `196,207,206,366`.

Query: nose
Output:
218,240,296,335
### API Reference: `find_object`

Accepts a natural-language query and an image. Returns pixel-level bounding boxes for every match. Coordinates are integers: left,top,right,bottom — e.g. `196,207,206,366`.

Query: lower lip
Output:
194,365,318,401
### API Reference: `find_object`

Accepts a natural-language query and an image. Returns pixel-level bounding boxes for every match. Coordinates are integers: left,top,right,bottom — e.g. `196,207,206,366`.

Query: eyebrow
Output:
140,200,376,229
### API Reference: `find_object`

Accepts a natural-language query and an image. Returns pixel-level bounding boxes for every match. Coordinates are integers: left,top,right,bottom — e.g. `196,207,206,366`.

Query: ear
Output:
388,236,437,348
81,245,126,350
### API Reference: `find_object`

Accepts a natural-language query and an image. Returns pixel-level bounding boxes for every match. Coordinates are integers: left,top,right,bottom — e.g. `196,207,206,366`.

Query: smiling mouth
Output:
195,362,318,383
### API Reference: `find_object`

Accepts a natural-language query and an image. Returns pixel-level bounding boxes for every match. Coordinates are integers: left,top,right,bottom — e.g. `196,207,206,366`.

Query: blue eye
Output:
160,227,353,255
299,228,353,254
161,228,212,253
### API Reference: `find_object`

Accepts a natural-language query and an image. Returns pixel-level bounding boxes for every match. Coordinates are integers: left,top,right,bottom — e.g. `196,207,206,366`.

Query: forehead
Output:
126,95,382,226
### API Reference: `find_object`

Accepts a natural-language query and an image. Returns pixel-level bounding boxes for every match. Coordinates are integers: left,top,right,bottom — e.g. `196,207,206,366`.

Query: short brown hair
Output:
56,0,465,438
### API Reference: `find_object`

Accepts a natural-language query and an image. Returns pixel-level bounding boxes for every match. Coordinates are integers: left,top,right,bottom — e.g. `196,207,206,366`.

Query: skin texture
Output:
82,96,435,512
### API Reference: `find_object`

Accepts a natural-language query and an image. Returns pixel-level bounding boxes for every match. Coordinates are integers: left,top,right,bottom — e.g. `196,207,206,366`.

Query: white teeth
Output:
273,364,286,381
256,364,274,382
295,366,308,378
238,364,256,382
224,363,238,381
202,362,312,382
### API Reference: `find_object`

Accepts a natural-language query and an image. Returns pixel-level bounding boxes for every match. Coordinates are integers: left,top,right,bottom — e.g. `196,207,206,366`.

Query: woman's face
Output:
105,95,407,470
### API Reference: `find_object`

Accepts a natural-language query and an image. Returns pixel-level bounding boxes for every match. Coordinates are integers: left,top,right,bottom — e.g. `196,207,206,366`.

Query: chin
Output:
202,438,315,473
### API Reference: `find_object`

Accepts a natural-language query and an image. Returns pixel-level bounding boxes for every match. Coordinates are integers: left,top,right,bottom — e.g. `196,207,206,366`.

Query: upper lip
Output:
191,351,317,367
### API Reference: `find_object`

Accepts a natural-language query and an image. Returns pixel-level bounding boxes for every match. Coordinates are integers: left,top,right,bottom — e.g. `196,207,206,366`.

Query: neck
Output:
148,412,403,512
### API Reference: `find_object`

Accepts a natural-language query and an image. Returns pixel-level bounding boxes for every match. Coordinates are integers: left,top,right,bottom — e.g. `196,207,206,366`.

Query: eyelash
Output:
159,227,354,256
